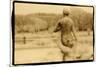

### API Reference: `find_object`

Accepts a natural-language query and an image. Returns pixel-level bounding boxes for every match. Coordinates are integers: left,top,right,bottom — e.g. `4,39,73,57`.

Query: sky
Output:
15,2,93,15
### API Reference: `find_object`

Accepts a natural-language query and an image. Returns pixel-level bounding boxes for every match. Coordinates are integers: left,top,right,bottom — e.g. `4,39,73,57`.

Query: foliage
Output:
15,8,93,33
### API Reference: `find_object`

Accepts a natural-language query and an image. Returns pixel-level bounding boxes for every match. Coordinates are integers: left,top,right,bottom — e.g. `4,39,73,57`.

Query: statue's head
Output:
63,8,70,16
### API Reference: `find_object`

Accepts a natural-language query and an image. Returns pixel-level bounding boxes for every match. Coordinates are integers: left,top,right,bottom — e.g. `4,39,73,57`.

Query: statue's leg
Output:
61,50,69,61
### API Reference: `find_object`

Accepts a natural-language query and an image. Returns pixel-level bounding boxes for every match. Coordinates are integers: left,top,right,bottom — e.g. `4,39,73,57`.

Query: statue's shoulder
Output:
59,17,73,24
64,17,73,21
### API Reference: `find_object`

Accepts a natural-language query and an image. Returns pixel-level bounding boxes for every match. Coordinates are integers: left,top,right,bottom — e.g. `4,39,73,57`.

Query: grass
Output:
14,31,94,64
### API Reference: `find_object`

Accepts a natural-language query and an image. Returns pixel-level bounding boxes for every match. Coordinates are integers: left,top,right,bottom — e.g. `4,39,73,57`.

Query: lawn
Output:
14,31,94,64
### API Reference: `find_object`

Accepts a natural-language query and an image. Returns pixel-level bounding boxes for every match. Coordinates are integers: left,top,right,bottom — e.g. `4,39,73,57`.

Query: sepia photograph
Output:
12,1,94,65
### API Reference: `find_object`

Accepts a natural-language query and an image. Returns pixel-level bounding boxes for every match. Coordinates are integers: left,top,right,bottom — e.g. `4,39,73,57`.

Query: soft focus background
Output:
0,0,97,67
14,2,93,64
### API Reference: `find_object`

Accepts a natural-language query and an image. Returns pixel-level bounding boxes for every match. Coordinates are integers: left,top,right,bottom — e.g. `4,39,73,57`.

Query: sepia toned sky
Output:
15,3,93,15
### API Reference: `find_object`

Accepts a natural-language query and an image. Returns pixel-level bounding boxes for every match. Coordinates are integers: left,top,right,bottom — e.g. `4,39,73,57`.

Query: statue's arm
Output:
54,23,61,32
71,25,77,41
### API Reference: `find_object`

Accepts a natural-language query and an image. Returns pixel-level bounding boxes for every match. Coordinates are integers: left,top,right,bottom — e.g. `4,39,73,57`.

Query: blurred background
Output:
14,2,94,64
